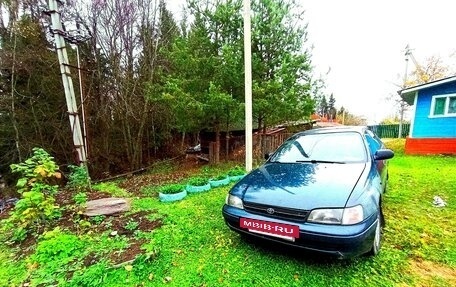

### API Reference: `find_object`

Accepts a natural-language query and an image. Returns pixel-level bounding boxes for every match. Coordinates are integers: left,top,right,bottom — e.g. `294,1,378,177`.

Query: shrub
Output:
160,184,185,194
187,177,209,187
2,148,62,241
228,166,246,176
124,219,139,231
211,174,228,181
73,192,88,206
67,165,91,190
10,147,61,194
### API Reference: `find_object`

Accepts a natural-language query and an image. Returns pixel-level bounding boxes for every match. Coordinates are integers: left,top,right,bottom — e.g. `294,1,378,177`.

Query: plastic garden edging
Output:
186,183,211,193
209,176,230,188
229,174,246,182
159,190,187,202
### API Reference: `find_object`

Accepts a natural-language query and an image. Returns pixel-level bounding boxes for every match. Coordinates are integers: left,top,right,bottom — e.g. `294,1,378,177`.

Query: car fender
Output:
345,162,382,219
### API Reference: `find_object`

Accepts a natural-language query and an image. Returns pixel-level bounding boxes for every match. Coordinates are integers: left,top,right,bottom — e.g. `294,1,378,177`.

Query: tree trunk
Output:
215,124,220,164
10,27,21,161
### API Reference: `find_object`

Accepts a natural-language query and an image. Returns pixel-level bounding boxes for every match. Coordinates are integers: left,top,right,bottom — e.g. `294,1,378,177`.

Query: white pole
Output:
243,0,253,172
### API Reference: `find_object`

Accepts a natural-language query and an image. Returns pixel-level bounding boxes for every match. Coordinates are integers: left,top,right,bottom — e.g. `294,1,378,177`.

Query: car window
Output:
365,131,382,155
270,132,367,163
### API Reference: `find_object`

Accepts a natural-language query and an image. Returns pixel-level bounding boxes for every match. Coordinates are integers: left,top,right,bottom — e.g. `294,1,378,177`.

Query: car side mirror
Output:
264,153,271,160
374,149,394,160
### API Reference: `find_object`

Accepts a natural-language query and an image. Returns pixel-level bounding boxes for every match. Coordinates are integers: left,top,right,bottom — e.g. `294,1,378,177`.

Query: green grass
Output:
1,149,455,286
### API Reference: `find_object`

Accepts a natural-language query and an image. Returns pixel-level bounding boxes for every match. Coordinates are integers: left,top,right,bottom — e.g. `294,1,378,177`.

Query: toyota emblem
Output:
266,208,275,214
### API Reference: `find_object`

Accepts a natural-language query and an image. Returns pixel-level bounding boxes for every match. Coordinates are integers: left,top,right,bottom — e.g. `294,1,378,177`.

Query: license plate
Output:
240,218,299,241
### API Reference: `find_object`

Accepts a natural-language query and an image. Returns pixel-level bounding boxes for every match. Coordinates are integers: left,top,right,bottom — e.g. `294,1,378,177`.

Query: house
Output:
399,76,456,154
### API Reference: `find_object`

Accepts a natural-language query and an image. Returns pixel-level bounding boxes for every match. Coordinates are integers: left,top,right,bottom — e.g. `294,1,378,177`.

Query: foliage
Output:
10,147,60,194
2,148,62,242
124,219,139,231
187,177,209,187
337,107,367,126
251,0,314,132
27,228,88,286
405,54,452,87
67,165,91,190
384,138,406,155
91,182,130,197
159,184,185,194
211,174,228,181
0,0,322,177
90,215,106,225
227,166,246,176
32,228,86,265
73,192,88,206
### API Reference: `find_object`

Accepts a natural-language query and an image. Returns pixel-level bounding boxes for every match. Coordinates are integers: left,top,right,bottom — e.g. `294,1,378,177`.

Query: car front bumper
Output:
222,204,378,258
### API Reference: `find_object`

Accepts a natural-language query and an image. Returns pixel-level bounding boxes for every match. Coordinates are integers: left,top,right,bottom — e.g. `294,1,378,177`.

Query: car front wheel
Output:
368,209,383,256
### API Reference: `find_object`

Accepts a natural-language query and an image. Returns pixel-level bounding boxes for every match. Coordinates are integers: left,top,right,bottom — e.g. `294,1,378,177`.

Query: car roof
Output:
297,126,368,136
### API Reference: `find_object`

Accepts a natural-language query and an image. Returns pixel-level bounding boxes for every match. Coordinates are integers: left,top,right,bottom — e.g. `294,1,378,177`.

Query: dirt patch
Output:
408,259,456,286
79,211,162,267
118,158,204,195
93,210,162,236
108,239,146,266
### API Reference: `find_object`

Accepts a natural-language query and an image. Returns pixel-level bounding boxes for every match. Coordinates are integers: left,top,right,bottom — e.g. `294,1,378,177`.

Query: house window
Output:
430,94,456,117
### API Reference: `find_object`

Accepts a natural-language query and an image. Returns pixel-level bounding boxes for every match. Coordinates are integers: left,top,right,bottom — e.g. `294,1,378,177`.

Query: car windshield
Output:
269,132,367,163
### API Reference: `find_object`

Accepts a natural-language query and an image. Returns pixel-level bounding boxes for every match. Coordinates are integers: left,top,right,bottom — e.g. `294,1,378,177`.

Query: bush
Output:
228,166,246,176
160,184,185,194
67,165,91,190
211,174,228,181
2,148,62,242
187,177,209,187
73,192,88,206
10,147,61,194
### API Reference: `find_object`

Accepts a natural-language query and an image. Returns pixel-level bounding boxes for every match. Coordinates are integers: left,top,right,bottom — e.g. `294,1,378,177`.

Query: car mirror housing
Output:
264,153,271,160
374,149,394,160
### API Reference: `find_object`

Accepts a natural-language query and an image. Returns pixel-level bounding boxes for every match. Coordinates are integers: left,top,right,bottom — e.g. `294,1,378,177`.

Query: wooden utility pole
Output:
47,0,87,165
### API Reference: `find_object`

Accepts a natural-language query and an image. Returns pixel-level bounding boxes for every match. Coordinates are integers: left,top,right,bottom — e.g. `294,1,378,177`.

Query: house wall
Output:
412,82,456,138
405,138,456,155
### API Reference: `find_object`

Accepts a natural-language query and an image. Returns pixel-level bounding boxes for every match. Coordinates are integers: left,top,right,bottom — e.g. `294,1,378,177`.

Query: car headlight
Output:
342,205,364,225
225,194,244,209
307,205,363,225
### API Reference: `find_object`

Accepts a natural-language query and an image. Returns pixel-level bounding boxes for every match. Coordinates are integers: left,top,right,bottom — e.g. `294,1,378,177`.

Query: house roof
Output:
398,75,456,105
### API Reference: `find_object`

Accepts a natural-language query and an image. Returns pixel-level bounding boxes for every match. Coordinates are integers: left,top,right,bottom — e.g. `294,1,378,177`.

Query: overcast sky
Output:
168,0,456,123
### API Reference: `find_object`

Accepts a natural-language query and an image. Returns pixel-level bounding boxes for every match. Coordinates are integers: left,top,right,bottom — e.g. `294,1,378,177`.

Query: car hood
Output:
238,162,366,210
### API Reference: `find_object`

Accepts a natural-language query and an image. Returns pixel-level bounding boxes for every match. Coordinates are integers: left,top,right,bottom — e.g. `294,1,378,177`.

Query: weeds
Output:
124,219,139,231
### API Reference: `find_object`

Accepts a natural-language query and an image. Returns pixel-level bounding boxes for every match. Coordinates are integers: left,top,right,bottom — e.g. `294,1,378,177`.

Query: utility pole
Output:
47,0,87,165
243,0,253,172
398,45,412,139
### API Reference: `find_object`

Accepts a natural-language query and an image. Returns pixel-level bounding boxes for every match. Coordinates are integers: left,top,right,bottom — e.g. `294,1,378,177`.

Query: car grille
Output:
243,202,309,222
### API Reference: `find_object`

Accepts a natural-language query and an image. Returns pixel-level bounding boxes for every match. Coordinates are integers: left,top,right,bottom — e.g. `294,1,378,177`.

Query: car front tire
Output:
368,209,383,256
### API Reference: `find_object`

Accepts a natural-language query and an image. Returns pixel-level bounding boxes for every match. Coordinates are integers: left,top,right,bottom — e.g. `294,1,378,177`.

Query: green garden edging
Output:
158,189,187,202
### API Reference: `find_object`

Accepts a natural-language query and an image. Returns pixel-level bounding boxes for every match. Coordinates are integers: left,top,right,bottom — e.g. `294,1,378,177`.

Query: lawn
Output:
1,140,455,287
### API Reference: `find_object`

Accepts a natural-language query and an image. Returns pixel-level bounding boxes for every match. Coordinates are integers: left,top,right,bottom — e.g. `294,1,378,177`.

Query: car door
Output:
364,130,388,188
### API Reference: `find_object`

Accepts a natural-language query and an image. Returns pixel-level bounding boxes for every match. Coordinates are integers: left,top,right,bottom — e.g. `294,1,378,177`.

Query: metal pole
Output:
243,0,253,172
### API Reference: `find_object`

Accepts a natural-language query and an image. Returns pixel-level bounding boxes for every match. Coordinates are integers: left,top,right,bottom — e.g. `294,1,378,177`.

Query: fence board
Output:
367,124,410,138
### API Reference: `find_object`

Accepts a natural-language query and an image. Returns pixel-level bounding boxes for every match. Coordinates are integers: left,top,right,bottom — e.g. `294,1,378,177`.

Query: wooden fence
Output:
367,124,410,138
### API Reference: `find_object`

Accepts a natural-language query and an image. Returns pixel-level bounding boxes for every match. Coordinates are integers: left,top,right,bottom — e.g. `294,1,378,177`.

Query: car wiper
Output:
268,160,295,164
296,160,346,164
